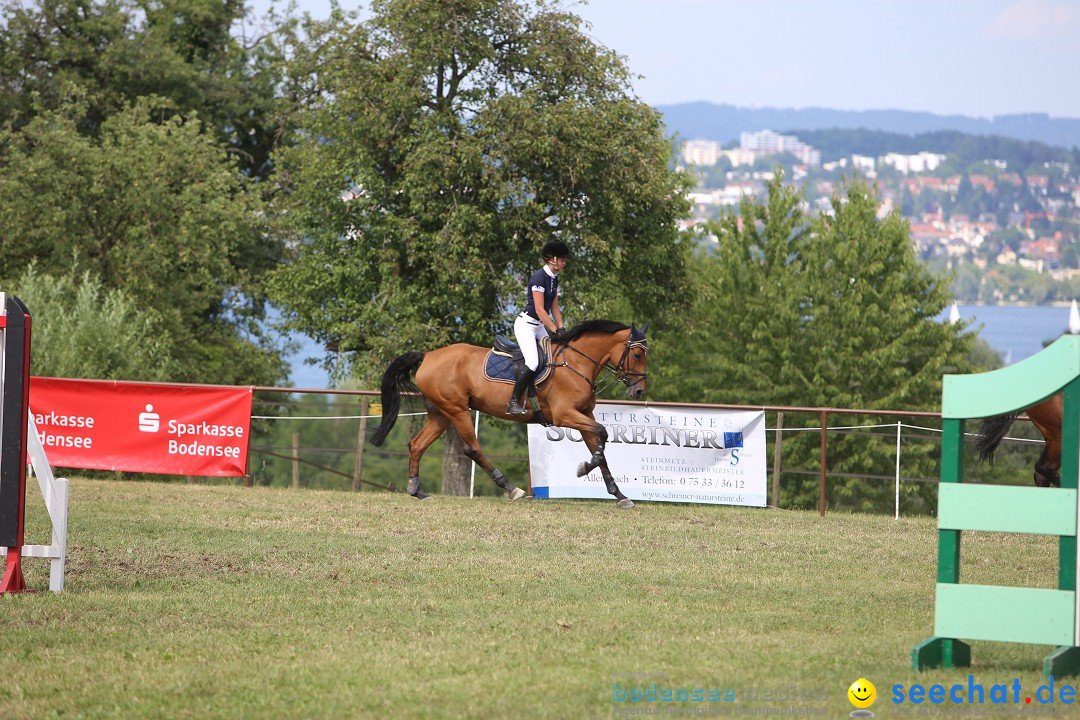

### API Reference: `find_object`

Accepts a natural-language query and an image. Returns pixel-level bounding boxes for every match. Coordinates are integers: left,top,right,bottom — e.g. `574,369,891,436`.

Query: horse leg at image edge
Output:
1034,445,1061,488
1027,396,1062,488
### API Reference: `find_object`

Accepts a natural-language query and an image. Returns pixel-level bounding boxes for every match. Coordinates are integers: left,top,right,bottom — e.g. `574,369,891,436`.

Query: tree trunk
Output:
442,427,471,496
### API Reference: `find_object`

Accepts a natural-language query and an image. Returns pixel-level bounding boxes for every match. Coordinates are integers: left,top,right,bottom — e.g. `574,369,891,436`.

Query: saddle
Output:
483,336,555,392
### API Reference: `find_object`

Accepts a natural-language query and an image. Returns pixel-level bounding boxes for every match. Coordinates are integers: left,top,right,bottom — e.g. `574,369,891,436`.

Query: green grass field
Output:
0,479,1071,719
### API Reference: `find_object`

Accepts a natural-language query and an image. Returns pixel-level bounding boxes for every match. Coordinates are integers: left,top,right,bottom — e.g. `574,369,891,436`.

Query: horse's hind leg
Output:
406,412,451,500
1030,401,1062,488
1035,445,1061,488
445,411,525,500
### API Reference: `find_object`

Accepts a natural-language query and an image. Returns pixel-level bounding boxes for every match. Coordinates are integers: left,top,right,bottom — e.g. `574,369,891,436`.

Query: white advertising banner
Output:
528,405,766,507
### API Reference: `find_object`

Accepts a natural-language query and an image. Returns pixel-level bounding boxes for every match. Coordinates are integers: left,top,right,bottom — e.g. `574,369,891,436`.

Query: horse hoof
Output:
616,498,635,510
577,462,589,477
412,491,432,501
508,487,526,501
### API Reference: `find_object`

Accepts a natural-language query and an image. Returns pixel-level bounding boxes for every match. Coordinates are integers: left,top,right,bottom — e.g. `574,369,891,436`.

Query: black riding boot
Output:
506,367,537,415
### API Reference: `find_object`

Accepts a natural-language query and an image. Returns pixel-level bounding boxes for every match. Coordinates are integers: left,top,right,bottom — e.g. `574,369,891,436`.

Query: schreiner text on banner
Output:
29,377,253,476
528,405,766,506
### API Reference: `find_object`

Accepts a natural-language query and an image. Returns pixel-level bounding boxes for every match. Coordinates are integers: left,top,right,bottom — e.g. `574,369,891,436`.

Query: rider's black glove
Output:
553,327,568,342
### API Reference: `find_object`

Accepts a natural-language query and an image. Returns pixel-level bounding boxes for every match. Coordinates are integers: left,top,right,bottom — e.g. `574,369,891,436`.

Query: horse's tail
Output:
974,412,1020,464
370,352,425,447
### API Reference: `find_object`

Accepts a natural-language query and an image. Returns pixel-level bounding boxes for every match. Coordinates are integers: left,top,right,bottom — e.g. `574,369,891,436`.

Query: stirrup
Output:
506,399,529,415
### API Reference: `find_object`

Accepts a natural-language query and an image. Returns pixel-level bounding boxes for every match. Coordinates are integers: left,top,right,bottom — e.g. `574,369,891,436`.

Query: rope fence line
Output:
254,413,1044,446
250,448,398,493
764,421,1045,447
250,444,526,463
767,419,1046,519
251,398,1047,515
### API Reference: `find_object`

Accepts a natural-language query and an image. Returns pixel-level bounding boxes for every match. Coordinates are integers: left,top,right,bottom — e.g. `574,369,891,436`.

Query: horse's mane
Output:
556,319,630,345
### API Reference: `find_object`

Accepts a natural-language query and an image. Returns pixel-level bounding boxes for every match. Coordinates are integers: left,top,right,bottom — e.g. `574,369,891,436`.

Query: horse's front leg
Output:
576,424,605,479
557,409,634,509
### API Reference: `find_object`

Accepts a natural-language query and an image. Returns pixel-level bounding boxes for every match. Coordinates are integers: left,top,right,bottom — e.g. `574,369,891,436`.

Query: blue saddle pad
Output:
485,351,517,382
483,337,553,385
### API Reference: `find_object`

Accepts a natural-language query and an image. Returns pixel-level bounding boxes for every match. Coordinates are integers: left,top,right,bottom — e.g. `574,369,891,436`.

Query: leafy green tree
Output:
11,263,176,380
792,128,1080,172
0,0,286,178
1063,243,1080,270
269,0,693,380
652,173,976,513
899,185,915,216
917,187,939,216
0,99,286,385
966,336,1004,372
951,263,981,302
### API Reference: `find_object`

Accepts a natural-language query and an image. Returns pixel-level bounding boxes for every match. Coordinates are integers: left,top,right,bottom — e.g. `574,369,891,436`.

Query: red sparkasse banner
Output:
28,378,253,477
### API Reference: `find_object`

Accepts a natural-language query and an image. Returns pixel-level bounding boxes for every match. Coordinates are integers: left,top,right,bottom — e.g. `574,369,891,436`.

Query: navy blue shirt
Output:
524,267,559,321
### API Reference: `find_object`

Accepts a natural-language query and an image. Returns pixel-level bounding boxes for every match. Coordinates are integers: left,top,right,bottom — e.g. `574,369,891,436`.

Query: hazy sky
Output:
570,0,1080,119
272,0,1080,119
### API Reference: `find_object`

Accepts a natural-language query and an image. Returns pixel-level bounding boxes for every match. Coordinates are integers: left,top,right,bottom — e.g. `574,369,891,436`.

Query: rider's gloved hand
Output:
553,327,568,342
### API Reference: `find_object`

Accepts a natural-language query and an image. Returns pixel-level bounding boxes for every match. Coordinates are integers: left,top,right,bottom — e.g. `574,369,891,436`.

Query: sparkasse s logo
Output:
138,404,160,432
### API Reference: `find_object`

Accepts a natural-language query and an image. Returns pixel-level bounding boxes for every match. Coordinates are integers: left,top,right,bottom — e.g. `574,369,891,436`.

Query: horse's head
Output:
613,323,648,399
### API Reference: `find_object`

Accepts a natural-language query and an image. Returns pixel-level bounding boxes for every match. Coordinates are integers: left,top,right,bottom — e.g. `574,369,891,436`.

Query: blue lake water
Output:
950,304,1076,365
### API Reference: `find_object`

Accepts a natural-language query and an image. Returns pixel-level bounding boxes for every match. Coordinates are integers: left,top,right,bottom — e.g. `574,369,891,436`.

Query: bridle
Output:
611,339,648,392
554,336,648,395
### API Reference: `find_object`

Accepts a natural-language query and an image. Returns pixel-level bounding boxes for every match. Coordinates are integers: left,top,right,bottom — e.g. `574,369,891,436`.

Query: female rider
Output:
506,240,569,415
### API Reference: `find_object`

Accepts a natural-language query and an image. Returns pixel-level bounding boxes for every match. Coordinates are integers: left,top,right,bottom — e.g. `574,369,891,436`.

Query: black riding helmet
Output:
541,240,570,261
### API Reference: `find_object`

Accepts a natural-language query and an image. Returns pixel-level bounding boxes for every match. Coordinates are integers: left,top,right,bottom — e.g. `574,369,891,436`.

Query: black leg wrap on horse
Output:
407,476,430,500
490,469,510,489
490,468,524,499
579,443,609,478
601,469,625,500
589,444,606,470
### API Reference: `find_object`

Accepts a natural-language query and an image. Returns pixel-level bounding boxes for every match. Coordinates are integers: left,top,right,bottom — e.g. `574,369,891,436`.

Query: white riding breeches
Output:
514,313,548,370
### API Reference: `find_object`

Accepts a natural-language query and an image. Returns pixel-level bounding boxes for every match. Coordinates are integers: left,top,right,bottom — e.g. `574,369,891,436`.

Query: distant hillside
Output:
787,128,1080,168
656,102,1080,150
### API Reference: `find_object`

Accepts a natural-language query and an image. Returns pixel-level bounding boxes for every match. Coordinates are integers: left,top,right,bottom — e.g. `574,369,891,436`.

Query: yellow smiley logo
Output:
848,678,876,709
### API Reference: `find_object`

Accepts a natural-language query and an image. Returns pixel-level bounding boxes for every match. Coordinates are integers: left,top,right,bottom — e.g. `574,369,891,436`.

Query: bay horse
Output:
975,393,1062,487
370,320,648,508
